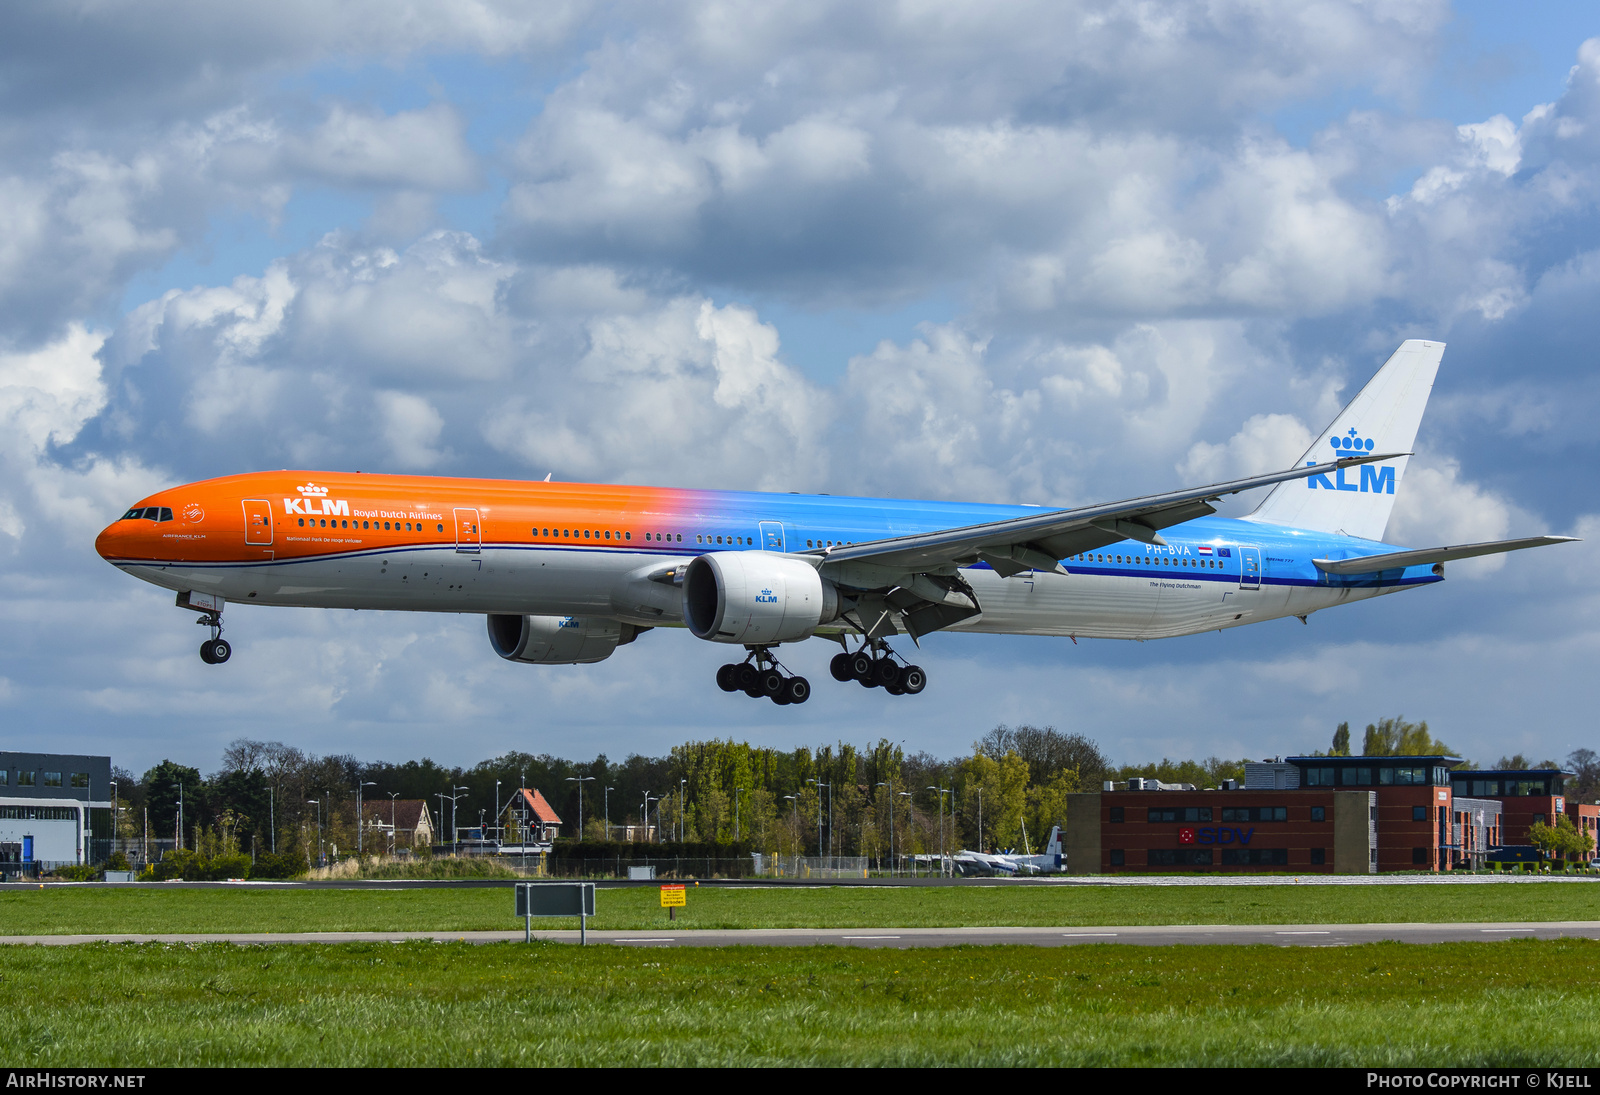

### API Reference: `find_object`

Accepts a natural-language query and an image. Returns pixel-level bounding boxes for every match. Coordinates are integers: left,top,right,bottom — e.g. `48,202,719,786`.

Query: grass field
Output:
6,938,1600,1066
2,880,1599,935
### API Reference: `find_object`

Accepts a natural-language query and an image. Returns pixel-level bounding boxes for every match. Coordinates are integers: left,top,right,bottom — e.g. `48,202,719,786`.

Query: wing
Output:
1312,535,1578,575
814,450,1402,640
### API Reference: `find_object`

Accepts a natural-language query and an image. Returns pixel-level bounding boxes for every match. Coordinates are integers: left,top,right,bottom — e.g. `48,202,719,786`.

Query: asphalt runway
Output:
7,920,1600,948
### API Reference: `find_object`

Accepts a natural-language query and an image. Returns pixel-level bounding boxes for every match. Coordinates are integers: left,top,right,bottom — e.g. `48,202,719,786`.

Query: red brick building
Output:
1450,769,1597,863
1065,755,1503,874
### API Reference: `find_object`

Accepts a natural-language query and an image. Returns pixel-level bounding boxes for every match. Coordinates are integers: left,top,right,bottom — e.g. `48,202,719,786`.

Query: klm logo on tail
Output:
1307,429,1394,494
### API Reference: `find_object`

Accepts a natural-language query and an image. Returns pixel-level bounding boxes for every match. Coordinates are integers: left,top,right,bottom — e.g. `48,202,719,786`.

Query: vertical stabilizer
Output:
1044,825,1062,856
1246,340,1443,541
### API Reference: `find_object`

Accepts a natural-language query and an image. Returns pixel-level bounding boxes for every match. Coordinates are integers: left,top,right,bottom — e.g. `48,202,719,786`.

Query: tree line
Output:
107,716,1597,864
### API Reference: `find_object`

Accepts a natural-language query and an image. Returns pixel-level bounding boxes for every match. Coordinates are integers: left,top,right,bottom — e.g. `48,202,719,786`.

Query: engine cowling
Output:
487,614,643,664
682,552,840,644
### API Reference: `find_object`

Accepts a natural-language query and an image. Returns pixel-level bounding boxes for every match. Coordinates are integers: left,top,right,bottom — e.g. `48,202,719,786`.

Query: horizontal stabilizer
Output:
1312,535,1579,575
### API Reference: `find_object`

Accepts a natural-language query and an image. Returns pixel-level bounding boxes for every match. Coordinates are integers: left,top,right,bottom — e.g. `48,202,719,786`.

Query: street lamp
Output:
807,779,830,860
494,780,502,846
109,779,119,866
449,787,469,847
977,785,984,856
927,786,952,877
604,786,616,843
897,792,912,876
306,799,322,867
387,792,399,854
678,778,687,843
643,793,658,843
356,781,376,854
875,781,894,874
783,795,799,860
566,776,596,841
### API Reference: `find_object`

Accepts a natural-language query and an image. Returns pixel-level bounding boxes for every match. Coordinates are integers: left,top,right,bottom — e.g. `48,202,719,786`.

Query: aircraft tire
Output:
736,662,760,690
885,681,905,696
871,657,900,688
743,682,765,699
829,653,853,682
770,688,792,705
716,663,741,692
758,668,786,697
785,676,811,704
199,640,216,664
847,651,874,681
900,665,926,694
203,639,231,664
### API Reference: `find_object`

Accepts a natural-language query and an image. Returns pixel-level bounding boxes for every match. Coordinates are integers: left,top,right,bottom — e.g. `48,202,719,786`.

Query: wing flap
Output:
1312,535,1579,575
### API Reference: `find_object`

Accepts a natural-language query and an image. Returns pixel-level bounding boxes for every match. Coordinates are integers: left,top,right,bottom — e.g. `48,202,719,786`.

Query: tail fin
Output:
1247,339,1443,541
1044,825,1061,856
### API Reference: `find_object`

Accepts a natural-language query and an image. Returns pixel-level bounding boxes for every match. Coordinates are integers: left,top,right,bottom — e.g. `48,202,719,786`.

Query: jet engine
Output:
682,552,840,644
486,614,646,664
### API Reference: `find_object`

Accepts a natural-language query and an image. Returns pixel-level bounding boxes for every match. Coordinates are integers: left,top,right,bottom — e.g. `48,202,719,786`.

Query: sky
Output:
4,0,1600,777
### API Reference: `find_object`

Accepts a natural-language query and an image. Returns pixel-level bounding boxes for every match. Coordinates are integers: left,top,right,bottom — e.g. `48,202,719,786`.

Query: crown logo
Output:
1329,428,1375,459
296,483,329,496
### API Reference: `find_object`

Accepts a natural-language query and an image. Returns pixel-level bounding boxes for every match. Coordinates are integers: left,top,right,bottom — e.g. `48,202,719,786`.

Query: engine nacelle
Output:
487,614,643,664
682,552,840,644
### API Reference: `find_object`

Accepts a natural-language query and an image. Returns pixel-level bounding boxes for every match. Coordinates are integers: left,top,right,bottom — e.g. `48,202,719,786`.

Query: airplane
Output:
96,340,1576,703
955,826,1066,876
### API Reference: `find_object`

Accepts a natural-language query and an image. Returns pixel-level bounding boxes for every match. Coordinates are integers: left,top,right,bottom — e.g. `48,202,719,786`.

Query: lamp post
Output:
494,780,502,846
604,786,616,842
806,779,829,860
643,793,658,843
109,779,118,865
875,781,893,874
566,776,596,841
678,778,687,843
927,786,951,876
977,785,984,855
434,793,446,851
783,795,799,861
356,781,376,854
388,792,399,854
897,792,912,876
306,799,322,867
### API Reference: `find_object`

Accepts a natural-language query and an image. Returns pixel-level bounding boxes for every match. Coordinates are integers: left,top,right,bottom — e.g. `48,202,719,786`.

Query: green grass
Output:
6,939,1600,1065
2,880,1599,935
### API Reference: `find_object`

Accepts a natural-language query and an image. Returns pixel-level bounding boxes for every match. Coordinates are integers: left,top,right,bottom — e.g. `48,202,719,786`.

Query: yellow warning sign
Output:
659,884,686,908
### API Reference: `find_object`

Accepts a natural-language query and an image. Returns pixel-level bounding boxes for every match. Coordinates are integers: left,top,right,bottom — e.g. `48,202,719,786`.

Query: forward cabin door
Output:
1239,546,1262,590
242,499,273,545
454,508,482,553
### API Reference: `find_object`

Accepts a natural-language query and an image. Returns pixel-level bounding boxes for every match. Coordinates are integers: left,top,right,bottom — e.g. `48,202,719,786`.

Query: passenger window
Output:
625,532,631,540
298,518,305,526
437,524,444,532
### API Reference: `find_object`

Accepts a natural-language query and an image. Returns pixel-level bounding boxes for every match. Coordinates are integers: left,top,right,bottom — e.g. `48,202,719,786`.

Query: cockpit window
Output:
121,507,173,522
122,508,144,520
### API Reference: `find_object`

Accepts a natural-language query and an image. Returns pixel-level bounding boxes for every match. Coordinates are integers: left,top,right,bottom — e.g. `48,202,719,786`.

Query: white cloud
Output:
376,390,446,469
1179,413,1314,483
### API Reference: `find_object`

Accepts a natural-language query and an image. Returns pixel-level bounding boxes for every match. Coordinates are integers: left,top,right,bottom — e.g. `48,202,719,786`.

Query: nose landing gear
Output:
177,591,231,664
829,640,924,696
197,613,230,664
716,646,810,705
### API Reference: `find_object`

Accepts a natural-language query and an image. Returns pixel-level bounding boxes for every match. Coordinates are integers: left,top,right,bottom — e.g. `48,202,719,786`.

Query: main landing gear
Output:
716,647,811,705
197,611,231,664
829,640,925,696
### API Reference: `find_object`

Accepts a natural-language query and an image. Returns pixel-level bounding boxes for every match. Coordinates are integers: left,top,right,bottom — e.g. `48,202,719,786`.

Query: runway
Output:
6,920,1599,948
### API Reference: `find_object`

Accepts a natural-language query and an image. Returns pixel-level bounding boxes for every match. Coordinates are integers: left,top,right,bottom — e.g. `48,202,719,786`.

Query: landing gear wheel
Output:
716,663,741,692
829,653,853,682
200,638,230,664
848,650,875,681
871,657,901,688
737,663,760,690
899,664,926,694
758,668,786,698
783,676,811,705
200,640,215,664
